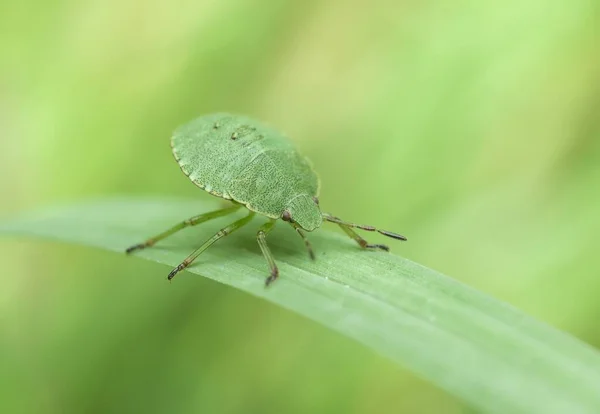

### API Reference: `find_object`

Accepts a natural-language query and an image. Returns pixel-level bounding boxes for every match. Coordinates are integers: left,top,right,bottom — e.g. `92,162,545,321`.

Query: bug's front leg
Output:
322,213,406,251
291,223,315,260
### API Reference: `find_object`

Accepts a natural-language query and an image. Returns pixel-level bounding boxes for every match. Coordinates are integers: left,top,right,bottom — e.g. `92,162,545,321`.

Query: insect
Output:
126,113,406,286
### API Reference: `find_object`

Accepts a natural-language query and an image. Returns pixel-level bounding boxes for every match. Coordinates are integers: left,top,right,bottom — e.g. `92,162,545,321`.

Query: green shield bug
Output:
126,113,406,286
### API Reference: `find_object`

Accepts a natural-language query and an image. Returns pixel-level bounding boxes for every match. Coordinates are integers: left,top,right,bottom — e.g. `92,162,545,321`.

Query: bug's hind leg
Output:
125,205,241,253
291,223,315,260
257,219,279,286
168,211,254,280
322,213,407,251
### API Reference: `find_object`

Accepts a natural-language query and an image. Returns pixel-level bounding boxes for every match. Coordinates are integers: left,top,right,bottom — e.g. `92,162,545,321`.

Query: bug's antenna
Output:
322,213,407,241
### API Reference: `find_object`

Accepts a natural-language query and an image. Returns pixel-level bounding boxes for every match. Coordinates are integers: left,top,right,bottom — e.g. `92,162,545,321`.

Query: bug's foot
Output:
366,244,390,252
167,263,186,281
125,243,146,254
265,269,279,287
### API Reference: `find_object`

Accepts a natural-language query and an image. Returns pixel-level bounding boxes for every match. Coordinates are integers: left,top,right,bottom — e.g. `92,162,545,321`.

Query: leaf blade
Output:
1,197,599,414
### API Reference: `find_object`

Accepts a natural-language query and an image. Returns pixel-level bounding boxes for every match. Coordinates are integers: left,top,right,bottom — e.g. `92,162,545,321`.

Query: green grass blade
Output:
1,197,599,414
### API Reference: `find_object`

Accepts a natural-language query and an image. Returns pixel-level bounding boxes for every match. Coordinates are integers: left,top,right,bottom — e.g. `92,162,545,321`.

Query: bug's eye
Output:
282,210,292,222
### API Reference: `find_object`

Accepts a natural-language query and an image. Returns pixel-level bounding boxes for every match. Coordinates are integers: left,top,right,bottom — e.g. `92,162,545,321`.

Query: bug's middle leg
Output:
167,211,254,280
257,219,279,286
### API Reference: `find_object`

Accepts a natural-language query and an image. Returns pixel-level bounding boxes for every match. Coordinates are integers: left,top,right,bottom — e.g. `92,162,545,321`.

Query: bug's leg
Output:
257,219,280,286
336,224,390,251
291,223,315,260
125,204,241,253
322,213,407,251
168,211,255,280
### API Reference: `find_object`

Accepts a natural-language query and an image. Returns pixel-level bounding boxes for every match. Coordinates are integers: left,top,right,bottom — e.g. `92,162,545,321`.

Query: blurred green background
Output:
1,0,598,413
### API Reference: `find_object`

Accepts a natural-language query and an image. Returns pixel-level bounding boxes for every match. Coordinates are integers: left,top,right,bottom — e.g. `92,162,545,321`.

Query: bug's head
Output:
282,194,322,231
